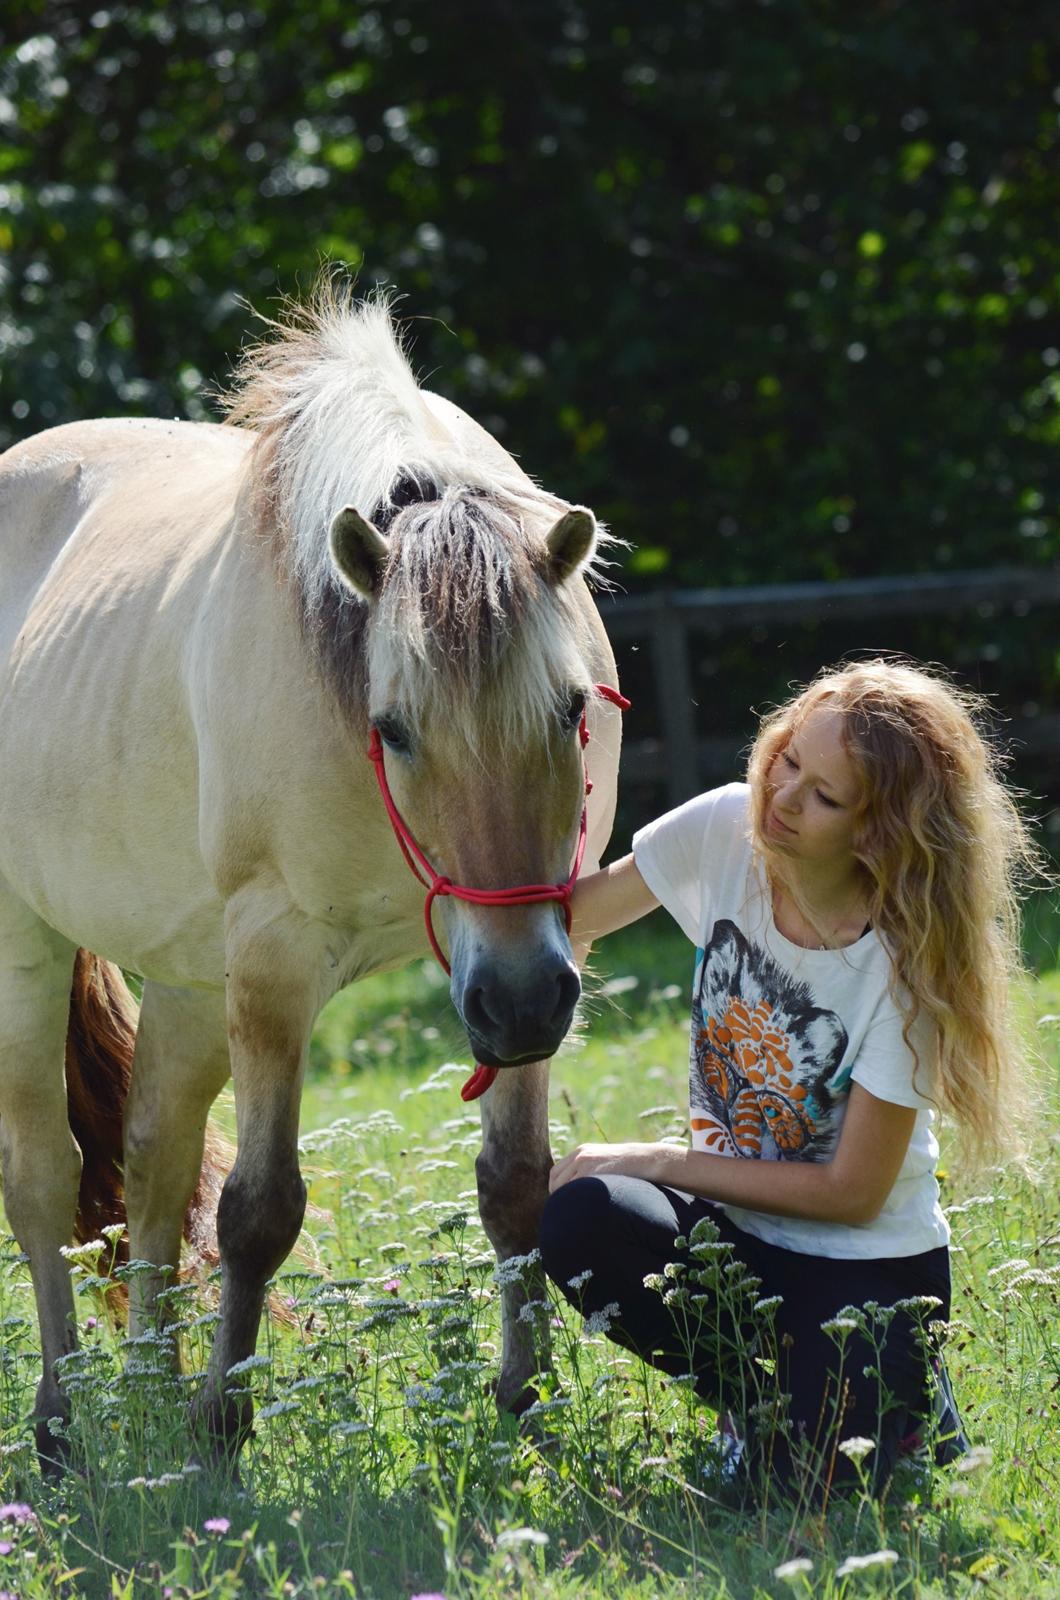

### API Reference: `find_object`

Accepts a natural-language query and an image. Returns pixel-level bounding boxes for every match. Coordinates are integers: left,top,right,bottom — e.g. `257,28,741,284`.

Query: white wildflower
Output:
836,1550,899,1577
493,1248,541,1287
59,1240,106,1265
774,1557,814,1582
567,1269,593,1290
838,1436,876,1463
893,1294,943,1315
584,1301,621,1335
496,1526,549,1548
987,1257,1029,1278
225,1353,271,1377
1000,1268,1058,1298
404,1384,445,1408
257,1400,299,1420
521,1397,573,1417
955,1445,993,1474
820,1315,859,1335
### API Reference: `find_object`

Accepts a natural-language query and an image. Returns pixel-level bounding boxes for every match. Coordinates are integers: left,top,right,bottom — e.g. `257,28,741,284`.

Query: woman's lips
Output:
769,810,797,837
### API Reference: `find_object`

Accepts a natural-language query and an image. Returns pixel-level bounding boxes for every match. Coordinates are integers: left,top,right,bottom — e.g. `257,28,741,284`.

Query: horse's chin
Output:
464,1036,559,1070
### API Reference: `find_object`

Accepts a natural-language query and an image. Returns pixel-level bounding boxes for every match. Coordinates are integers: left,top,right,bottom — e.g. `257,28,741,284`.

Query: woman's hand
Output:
549,1141,676,1193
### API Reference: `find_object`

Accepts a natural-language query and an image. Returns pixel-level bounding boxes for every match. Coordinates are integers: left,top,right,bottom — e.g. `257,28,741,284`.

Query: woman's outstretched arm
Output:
570,852,660,945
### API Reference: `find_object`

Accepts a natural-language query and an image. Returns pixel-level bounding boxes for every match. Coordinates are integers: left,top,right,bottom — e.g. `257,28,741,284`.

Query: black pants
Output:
539,1175,951,1498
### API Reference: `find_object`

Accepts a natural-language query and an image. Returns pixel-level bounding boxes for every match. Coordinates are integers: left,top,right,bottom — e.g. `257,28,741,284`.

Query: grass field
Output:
0,912,1057,1598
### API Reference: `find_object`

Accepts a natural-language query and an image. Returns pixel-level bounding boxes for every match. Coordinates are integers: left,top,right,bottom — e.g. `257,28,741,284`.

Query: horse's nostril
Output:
463,984,496,1035
551,964,581,1026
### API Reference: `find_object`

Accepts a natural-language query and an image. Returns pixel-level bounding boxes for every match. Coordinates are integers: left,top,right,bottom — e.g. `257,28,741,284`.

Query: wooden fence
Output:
599,566,1060,810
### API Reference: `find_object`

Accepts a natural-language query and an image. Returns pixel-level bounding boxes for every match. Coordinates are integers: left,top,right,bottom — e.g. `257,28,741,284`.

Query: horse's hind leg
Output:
0,889,80,1469
476,1058,553,1413
123,983,231,1346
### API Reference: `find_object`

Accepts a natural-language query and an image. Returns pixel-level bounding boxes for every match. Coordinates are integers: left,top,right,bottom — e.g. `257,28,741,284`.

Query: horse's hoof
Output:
493,1371,542,1419
35,1418,74,1480
188,1391,251,1480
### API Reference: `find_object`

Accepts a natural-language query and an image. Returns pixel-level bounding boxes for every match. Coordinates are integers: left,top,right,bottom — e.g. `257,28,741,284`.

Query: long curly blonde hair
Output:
746,659,1045,1164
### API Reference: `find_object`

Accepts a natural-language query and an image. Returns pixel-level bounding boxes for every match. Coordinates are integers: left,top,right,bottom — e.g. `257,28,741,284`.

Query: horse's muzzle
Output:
457,956,581,1067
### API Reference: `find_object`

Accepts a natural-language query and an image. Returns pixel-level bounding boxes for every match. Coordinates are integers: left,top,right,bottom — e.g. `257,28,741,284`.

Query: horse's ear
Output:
329,506,390,599
544,507,597,583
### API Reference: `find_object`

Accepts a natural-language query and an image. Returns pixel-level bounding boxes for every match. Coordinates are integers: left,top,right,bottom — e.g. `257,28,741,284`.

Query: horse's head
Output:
330,484,602,1067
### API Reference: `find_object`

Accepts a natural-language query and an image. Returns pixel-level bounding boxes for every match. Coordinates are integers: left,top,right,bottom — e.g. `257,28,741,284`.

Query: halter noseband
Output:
367,682,629,1100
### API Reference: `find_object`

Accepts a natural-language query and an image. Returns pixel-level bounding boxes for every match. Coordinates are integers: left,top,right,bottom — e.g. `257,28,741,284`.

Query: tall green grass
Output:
0,923,1057,1598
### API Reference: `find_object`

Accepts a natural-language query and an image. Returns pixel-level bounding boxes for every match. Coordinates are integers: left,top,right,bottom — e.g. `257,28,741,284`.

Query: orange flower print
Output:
690,921,847,1165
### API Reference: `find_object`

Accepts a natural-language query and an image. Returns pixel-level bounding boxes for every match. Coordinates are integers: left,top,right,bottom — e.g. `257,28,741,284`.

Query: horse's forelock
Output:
368,487,593,748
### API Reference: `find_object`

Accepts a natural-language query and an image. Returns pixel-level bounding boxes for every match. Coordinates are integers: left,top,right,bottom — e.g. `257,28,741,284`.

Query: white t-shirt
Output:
632,783,949,1259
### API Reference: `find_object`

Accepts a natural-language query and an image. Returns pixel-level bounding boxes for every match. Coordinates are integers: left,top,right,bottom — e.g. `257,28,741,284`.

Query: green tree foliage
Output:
3,3,1060,823
2,1,1057,585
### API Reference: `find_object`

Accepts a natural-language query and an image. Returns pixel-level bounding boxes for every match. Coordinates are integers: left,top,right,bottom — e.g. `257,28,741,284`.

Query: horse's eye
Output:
374,715,411,755
562,691,586,731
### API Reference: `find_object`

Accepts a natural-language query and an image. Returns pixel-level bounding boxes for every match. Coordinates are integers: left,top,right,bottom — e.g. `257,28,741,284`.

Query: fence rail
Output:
598,566,1060,808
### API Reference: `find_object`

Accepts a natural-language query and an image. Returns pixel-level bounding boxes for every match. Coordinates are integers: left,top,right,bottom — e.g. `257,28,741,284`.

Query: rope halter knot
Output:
366,682,629,1099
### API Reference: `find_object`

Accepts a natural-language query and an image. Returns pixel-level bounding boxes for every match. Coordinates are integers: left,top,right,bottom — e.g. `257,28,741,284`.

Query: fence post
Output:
650,596,699,809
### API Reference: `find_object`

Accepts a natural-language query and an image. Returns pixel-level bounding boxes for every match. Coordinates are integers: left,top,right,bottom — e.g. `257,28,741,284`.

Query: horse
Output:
0,284,622,1471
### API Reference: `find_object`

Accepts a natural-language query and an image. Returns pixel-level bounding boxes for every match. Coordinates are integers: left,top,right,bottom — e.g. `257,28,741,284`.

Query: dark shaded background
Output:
2,0,1059,836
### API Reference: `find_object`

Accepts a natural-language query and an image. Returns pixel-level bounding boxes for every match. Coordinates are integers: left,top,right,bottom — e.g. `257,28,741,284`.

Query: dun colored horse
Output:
0,286,621,1469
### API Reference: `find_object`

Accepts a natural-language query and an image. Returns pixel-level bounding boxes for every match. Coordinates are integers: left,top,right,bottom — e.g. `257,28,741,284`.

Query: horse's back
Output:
0,418,247,588
0,419,252,979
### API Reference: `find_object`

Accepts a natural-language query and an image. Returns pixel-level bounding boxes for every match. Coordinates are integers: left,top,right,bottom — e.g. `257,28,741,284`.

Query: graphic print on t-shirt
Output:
690,920,849,1161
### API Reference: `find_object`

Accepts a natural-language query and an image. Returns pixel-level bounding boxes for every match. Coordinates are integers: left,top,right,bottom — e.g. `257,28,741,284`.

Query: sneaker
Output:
715,1409,745,1484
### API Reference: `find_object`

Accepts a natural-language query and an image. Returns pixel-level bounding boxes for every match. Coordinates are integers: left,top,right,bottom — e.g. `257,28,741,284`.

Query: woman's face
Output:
765,705,862,868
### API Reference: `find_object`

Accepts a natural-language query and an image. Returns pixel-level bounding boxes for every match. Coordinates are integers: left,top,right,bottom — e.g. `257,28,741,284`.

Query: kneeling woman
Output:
542,659,1038,1498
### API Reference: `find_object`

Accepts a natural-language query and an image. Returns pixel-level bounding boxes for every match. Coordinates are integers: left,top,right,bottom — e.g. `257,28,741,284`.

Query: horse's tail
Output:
65,951,308,1323
65,950,137,1255
64,951,228,1273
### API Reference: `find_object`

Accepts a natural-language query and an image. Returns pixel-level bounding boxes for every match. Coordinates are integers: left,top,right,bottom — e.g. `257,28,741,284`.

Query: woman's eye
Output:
817,791,839,809
782,751,798,770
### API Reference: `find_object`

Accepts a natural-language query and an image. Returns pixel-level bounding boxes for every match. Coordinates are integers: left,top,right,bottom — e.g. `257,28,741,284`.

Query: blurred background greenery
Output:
2,0,1059,854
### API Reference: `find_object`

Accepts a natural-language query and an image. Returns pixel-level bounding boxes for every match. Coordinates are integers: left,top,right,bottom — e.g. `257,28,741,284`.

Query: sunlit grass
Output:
0,923,1056,1597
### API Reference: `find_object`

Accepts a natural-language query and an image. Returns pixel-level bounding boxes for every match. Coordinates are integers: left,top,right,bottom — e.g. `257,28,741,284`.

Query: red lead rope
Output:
367,682,630,1100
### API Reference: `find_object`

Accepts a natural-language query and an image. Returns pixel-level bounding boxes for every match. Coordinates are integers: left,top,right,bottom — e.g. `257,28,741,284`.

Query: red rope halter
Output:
367,682,629,1100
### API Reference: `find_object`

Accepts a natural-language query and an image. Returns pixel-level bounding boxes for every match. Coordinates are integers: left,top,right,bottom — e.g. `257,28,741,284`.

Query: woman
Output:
541,659,1040,1499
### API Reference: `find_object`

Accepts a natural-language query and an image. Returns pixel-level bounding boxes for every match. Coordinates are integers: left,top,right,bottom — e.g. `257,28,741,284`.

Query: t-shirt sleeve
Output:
850,992,939,1112
632,783,749,946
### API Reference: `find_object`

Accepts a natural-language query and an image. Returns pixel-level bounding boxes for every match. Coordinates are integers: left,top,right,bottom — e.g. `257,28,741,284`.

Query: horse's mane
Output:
222,280,606,743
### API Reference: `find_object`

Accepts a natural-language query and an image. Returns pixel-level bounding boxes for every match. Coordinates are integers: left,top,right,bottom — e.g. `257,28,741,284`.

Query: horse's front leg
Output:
190,901,320,1469
476,1058,552,1414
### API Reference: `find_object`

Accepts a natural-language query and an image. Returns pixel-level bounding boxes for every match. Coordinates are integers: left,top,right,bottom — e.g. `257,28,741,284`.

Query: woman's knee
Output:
539,1176,613,1289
